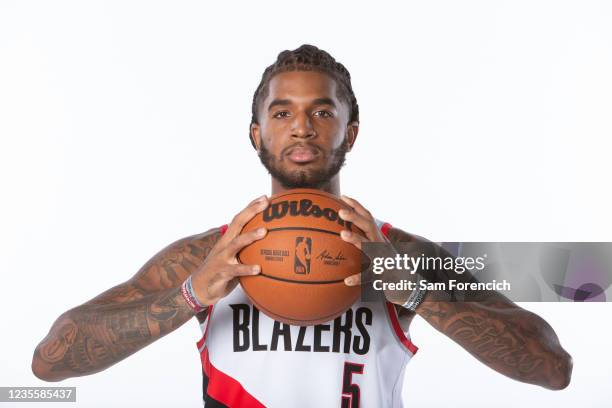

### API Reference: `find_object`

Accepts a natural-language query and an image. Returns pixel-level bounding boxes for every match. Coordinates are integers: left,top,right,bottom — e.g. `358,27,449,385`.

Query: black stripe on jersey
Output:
202,369,228,408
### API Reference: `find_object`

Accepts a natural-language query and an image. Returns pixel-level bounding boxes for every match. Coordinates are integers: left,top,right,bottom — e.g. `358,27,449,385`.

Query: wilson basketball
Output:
238,188,367,326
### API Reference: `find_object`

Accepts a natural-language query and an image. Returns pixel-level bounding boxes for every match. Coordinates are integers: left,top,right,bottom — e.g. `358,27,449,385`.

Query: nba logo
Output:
294,237,312,274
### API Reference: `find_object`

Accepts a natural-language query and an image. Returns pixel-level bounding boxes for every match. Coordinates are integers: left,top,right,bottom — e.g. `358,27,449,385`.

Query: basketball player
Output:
32,45,572,407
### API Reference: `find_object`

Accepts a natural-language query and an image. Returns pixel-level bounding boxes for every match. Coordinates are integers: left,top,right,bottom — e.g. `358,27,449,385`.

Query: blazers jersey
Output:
196,220,418,408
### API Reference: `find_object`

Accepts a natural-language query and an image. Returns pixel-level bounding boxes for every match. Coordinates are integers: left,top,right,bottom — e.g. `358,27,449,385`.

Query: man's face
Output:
251,71,358,189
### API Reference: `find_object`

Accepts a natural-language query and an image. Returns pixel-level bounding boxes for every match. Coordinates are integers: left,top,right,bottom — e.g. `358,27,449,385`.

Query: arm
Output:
32,285,195,382
31,229,222,381
334,194,572,391
32,194,270,382
386,227,573,390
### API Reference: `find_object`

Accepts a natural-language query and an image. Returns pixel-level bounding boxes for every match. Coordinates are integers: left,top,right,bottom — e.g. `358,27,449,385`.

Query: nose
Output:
290,112,316,139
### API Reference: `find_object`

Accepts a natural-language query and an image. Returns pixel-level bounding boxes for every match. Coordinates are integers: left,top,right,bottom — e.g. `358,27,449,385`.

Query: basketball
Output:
238,188,367,326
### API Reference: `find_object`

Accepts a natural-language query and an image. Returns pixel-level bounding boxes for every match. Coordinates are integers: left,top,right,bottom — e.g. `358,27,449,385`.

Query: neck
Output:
271,174,341,197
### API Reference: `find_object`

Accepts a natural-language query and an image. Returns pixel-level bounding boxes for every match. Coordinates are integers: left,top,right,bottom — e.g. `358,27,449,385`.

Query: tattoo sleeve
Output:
417,298,572,390
32,229,221,381
387,227,572,390
33,285,196,381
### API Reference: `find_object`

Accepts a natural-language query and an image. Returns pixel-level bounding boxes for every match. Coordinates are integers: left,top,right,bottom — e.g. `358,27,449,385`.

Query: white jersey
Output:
195,220,418,408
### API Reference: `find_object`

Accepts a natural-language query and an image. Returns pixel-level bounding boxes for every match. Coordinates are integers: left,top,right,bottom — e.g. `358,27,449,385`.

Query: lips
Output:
286,145,319,163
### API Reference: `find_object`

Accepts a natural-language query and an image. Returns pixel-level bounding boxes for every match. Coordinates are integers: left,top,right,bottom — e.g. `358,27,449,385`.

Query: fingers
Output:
223,227,268,260
191,262,261,306
338,208,370,233
340,195,373,220
224,264,261,278
344,273,361,286
223,195,269,242
339,208,380,242
344,269,376,286
340,229,366,250
212,264,261,283
247,195,267,206
339,195,385,242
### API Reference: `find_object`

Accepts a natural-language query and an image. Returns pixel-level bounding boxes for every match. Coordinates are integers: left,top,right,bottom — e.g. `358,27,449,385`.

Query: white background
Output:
1,0,611,406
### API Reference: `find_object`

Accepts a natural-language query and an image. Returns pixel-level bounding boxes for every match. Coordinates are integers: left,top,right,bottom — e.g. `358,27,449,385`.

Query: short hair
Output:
249,44,359,149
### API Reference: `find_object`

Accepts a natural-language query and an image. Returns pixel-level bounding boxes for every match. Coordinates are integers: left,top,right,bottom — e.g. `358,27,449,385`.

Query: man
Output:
32,44,572,406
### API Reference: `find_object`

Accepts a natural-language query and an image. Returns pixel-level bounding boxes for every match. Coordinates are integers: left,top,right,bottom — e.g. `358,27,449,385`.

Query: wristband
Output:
180,275,207,313
380,243,427,312
401,285,427,312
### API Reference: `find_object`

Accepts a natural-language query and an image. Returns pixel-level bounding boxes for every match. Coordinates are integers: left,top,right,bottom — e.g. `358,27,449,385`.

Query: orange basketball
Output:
238,188,366,326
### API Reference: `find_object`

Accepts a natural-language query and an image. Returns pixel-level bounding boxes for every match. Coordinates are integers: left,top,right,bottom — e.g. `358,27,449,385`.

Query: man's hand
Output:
31,196,270,382
191,195,269,306
338,195,412,305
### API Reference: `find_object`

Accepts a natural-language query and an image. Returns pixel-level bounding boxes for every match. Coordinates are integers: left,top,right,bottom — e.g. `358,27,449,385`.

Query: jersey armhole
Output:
195,224,227,351
385,301,419,355
377,219,419,355
196,305,215,352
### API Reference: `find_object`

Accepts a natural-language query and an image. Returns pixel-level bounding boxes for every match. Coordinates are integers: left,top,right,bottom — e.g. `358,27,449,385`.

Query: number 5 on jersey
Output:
341,362,364,408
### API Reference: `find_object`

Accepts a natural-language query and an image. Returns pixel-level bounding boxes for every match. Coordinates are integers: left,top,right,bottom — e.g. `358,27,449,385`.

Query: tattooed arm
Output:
32,285,197,382
387,227,573,390
32,195,270,382
31,228,222,382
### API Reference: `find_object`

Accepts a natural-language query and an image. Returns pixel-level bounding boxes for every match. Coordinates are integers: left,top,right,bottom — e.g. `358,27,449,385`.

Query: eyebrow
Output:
312,97,337,108
267,97,337,112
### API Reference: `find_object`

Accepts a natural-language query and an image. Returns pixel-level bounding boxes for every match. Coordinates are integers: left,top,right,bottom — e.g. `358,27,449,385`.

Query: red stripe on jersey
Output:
380,222,392,238
385,301,419,355
200,347,266,408
197,222,263,406
196,305,214,350
379,221,419,354
196,225,226,349
219,224,229,235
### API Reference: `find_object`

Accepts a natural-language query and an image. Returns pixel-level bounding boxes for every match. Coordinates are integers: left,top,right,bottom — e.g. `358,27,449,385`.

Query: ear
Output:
346,121,359,152
250,123,262,152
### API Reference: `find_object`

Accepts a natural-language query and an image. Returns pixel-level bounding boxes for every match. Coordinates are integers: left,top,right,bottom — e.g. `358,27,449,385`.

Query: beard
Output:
258,138,349,189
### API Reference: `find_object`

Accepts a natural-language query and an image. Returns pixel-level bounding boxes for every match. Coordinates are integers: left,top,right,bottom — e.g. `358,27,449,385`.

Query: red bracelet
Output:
180,276,206,313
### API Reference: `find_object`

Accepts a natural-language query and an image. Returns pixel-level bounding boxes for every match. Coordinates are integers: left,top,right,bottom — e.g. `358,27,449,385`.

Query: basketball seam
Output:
266,227,340,236
255,273,345,284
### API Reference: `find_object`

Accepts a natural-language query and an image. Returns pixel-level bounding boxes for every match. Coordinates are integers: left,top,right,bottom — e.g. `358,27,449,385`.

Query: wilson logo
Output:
263,199,353,230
